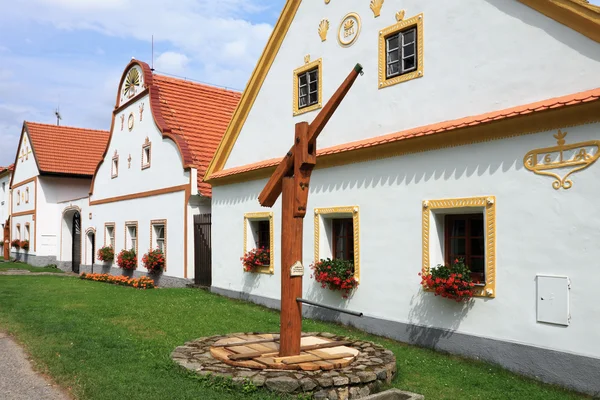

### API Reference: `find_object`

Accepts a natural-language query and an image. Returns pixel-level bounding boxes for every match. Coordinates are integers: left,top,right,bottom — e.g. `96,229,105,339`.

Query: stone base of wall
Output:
211,286,600,396
79,264,192,288
11,252,58,268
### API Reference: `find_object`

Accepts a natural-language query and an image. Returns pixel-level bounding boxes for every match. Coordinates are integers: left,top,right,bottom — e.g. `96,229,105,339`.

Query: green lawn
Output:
0,275,589,400
0,261,64,273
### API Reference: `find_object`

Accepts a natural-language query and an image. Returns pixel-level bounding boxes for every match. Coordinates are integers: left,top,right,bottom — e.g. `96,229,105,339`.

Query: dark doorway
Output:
72,212,81,273
194,214,212,287
90,232,95,273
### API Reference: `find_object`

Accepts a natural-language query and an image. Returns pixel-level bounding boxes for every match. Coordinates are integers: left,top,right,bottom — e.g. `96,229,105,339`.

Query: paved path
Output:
0,270,75,276
0,332,70,400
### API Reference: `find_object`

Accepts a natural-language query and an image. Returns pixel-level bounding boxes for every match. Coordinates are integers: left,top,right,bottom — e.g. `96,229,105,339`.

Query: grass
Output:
0,261,64,273
0,275,590,400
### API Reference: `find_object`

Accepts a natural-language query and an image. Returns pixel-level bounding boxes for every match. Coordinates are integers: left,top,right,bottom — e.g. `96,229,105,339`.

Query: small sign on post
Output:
290,261,304,277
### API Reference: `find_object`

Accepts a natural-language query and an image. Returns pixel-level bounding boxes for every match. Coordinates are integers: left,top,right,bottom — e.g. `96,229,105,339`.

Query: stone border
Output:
172,332,397,399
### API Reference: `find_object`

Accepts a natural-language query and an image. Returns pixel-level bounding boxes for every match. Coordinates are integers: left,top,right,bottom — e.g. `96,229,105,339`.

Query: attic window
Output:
378,13,424,89
293,58,322,116
112,153,119,179
142,140,151,170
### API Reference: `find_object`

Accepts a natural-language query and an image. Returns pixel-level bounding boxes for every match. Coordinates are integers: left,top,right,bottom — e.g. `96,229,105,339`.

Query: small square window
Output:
445,214,485,284
378,13,423,89
151,220,167,269
105,224,115,249
293,59,322,116
332,218,354,262
112,154,119,178
126,222,137,253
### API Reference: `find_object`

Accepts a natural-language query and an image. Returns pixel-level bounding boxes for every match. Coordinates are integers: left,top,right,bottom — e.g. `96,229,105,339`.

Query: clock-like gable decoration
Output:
118,65,145,107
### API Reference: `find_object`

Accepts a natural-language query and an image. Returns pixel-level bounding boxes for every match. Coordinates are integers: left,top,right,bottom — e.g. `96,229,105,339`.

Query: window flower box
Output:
142,248,165,273
19,240,29,251
10,239,20,249
420,259,476,302
241,247,270,272
310,258,358,298
97,246,114,262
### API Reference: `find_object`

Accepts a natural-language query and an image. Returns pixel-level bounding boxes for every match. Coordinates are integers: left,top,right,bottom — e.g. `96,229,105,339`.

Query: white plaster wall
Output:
213,121,600,360
10,214,34,255
90,95,189,202
11,180,35,215
0,173,11,226
86,191,188,278
225,0,600,169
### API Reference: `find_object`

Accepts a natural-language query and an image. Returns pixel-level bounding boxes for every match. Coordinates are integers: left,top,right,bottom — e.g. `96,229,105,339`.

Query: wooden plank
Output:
314,360,335,370
227,345,257,355
298,362,322,371
247,343,275,353
259,64,363,207
210,347,235,361
281,352,355,365
228,340,352,361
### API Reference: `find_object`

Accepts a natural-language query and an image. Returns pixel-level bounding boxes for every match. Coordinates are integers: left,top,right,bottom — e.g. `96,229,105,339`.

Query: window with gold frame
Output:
243,212,274,274
378,13,424,89
421,196,496,298
293,58,322,116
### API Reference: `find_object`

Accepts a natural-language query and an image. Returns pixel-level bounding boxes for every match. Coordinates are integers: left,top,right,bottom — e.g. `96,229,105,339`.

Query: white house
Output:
83,60,240,286
9,122,109,267
1,164,13,256
204,0,600,395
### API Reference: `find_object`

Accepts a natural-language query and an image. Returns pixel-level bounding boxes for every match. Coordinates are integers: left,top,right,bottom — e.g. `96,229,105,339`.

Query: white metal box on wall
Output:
536,275,570,326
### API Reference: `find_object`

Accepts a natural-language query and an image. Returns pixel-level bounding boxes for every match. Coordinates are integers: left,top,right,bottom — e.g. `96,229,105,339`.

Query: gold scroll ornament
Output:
523,130,600,190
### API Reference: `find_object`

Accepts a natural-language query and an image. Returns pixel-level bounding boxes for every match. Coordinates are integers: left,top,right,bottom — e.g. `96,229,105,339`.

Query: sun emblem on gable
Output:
123,68,141,99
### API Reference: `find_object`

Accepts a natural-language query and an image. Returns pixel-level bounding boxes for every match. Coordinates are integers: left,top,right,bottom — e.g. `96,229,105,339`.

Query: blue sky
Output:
0,0,286,166
0,0,599,166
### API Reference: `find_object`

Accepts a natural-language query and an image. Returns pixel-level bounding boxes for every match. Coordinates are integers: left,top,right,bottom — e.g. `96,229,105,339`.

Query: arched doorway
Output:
72,212,81,273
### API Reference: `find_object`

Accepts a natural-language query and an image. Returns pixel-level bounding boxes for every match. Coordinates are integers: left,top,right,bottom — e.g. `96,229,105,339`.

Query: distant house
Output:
79,60,240,286
9,122,109,266
204,0,600,395
1,164,14,246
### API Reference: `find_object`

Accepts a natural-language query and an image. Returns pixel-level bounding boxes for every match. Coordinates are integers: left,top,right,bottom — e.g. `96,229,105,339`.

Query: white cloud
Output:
154,52,190,75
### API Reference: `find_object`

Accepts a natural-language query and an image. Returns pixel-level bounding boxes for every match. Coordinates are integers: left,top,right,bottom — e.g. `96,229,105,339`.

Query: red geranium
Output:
142,248,165,273
241,247,270,272
10,239,20,249
19,240,29,250
97,246,114,262
420,258,475,302
116,249,137,270
310,258,358,298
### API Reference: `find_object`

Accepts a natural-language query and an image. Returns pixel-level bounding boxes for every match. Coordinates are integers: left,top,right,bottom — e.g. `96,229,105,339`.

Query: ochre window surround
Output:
150,219,167,270
293,58,322,116
422,196,496,298
314,206,360,282
112,152,119,179
243,212,274,274
378,13,424,89
124,221,138,262
104,222,115,250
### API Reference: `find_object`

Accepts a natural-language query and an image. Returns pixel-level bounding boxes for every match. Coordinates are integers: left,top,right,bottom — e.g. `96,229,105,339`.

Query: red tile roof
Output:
151,74,241,196
209,87,600,180
25,122,110,176
0,164,14,176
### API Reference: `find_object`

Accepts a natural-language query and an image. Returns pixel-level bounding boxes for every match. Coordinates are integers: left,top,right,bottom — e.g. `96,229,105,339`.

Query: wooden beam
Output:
228,340,352,361
258,63,363,207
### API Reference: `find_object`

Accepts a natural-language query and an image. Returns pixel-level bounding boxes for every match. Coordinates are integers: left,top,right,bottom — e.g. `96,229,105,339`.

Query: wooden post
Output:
3,220,9,260
280,176,303,356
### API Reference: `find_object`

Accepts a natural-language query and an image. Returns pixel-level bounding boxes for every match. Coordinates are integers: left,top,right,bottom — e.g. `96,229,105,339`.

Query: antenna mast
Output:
151,35,155,71
54,107,62,126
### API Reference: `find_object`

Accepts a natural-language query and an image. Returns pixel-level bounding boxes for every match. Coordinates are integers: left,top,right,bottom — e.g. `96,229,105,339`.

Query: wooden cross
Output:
259,64,363,357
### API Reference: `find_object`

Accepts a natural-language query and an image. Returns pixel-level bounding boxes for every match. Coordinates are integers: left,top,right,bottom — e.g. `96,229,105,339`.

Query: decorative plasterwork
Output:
128,112,135,131
314,206,360,282
338,12,361,47
396,10,406,21
120,114,125,131
243,212,274,274
127,154,132,169
378,13,424,89
422,196,496,298
293,58,323,116
319,19,330,41
370,0,384,17
139,103,145,121
123,67,141,100
523,129,600,190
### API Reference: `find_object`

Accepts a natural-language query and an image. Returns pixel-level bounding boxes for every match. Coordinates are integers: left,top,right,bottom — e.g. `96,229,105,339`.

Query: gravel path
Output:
0,270,75,276
0,332,71,399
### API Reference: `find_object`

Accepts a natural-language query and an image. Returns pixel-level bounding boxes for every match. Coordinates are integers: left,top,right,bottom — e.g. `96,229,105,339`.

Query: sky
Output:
1,0,599,167
0,0,286,166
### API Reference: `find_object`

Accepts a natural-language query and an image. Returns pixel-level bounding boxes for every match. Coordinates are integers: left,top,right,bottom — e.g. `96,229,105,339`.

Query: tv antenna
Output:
55,107,62,126
151,34,155,71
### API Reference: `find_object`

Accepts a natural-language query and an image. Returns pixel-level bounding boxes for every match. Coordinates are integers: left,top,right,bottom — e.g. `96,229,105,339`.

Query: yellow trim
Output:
293,58,323,116
243,212,274,274
313,206,360,282
422,196,496,298
518,0,600,44
378,13,424,89
204,0,302,179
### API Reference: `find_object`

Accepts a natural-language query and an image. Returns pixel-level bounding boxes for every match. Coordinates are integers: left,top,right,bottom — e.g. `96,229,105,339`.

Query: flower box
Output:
310,258,358,298
117,249,137,270
10,239,20,249
19,240,29,251
420,259,476,302
241,247,270,272
97,246,114,262
142,248,165,273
